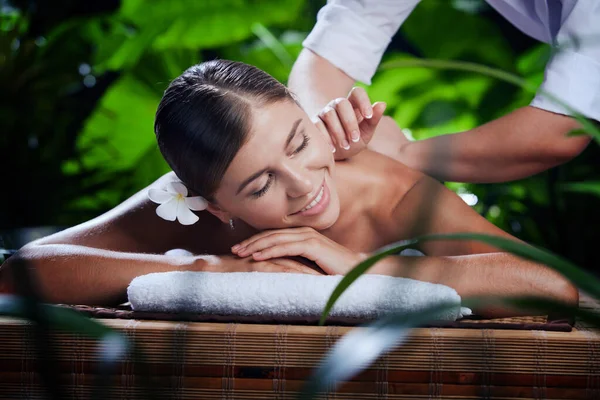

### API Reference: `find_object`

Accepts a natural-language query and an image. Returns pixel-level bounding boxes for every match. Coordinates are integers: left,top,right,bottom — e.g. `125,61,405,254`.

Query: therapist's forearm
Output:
398,106,590,183
288,49,355,117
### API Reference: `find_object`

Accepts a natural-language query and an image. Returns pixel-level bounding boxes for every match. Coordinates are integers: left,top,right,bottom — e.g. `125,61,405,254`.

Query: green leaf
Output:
516,44,552,76
303,301,463,399
567,128,589,137
561,182,600,198
94,0,305,72
94,21,169,73
222,29,305,83
0,295,114,338
250,23,293,67
370,58,437,99
307,296,597,399
378,58,600,144
77,75,160,172
320,233,600,325
319,239,420,326
403,1,515,69
1,294,130,393
368,53,492,140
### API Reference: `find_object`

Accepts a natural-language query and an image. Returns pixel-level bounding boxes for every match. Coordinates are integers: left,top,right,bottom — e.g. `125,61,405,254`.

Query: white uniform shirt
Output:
303,0,600,121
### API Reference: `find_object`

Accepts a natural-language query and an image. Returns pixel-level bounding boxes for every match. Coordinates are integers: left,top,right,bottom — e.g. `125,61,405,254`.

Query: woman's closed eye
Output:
251,132,311,198
252,173,274,198
291,131,310,156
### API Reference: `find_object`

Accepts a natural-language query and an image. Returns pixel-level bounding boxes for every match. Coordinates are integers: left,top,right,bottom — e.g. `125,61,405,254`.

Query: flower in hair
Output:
147,181,208,225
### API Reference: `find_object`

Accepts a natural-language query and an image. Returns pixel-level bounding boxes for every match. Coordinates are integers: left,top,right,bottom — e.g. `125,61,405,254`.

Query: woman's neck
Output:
321,152,389,249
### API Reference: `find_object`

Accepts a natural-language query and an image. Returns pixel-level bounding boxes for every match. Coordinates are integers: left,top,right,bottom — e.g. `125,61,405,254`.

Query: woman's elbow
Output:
0,245,46,296
555,278,579,309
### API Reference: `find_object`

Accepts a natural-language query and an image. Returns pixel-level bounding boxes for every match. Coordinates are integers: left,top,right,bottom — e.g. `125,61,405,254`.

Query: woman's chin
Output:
300,203,340,231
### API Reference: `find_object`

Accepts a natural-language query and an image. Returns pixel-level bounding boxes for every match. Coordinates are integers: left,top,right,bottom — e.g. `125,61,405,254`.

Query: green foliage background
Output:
1,0,598,271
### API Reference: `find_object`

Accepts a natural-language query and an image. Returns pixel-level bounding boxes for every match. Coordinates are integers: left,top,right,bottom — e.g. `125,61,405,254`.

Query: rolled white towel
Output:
128,271,471,322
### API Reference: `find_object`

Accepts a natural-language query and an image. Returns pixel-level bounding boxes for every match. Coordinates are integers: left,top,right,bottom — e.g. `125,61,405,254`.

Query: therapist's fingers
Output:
313,118,336,153
333,98,361,144
319,103,349,150
358,101,387,144
347,87,373,120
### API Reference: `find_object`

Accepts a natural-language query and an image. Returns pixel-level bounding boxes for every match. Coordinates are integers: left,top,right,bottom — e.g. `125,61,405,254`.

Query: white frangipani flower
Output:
147,181,208,225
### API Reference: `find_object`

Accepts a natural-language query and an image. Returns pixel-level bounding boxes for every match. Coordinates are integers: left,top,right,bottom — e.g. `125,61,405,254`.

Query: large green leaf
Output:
93,0,304,71
320,233,600,325
77,75,160,172
222,26,305,83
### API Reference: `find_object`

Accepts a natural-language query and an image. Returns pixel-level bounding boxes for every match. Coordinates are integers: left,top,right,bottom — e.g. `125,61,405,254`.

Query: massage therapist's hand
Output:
230,227,367,275
314,87,387,160
209,254,323,275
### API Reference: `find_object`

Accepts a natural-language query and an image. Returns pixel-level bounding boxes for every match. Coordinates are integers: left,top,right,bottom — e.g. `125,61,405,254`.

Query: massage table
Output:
0,294,598,399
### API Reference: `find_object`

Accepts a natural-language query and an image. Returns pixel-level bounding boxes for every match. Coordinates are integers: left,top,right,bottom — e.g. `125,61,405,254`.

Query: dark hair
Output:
155,59,294,200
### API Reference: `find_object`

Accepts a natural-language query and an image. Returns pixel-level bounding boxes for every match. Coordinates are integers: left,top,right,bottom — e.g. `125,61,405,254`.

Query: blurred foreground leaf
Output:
561,182,600,198
305,296,597,398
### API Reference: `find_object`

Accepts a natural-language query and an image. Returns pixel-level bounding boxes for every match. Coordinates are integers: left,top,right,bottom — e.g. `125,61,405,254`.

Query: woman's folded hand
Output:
230,227,366,275
206,254,323,275
314,87,387,160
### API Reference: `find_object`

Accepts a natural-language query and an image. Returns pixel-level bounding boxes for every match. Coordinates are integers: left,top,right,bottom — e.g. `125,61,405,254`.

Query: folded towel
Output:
128,271,471,323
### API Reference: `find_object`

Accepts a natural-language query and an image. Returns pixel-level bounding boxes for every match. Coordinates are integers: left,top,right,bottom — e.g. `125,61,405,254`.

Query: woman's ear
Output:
206,202,231,224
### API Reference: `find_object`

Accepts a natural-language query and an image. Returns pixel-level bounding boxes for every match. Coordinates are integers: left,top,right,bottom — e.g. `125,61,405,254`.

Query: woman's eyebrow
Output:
284,118,302,148
236,118,303,195
236,167,268,195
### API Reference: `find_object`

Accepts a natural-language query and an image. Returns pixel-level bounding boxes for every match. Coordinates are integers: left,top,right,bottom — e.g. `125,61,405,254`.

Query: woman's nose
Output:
284,168,313,198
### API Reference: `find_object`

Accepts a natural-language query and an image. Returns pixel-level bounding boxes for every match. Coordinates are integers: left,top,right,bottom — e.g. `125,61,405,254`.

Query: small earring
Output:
229,218,235,230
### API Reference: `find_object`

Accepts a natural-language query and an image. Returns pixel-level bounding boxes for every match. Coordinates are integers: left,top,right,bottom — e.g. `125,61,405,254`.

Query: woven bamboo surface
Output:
52,303,573,331
0,293,597,399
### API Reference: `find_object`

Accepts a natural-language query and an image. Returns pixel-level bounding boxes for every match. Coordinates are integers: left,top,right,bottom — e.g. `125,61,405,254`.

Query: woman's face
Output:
212,99,340,231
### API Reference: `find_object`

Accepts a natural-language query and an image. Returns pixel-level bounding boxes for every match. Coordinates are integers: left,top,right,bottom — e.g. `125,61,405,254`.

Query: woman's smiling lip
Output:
291,179,330,217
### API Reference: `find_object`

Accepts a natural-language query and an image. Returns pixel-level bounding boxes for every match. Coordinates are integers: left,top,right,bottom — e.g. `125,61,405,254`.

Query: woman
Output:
0,60,577,317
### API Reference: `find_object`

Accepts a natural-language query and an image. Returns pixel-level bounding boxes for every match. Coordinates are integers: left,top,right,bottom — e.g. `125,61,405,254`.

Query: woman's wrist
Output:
190,254,223,272
365,254,424,277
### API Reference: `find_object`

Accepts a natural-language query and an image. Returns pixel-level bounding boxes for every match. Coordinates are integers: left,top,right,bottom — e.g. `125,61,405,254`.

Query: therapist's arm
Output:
396,106,591,183
288,49,356,118
289,0,420,118
398,0,598,183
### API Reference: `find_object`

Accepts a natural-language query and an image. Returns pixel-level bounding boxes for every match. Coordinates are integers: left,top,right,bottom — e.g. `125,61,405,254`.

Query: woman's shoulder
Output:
33,171,235,255
349,150,426,200
339,150,426,229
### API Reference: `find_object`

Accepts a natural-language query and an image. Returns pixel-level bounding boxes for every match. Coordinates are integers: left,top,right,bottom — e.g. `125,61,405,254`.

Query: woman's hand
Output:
205,254,324,275
230,227,366,275
314,87,387,160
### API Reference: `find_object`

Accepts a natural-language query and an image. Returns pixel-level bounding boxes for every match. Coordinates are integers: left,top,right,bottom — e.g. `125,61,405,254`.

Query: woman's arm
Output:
0,172,318,305
1,245,213,305
0,172,226,304
375,173,579,318
368,252,577,318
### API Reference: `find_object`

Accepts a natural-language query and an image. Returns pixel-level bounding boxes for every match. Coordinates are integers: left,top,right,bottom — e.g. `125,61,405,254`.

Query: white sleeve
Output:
302,0,422,84
531,1,600,122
